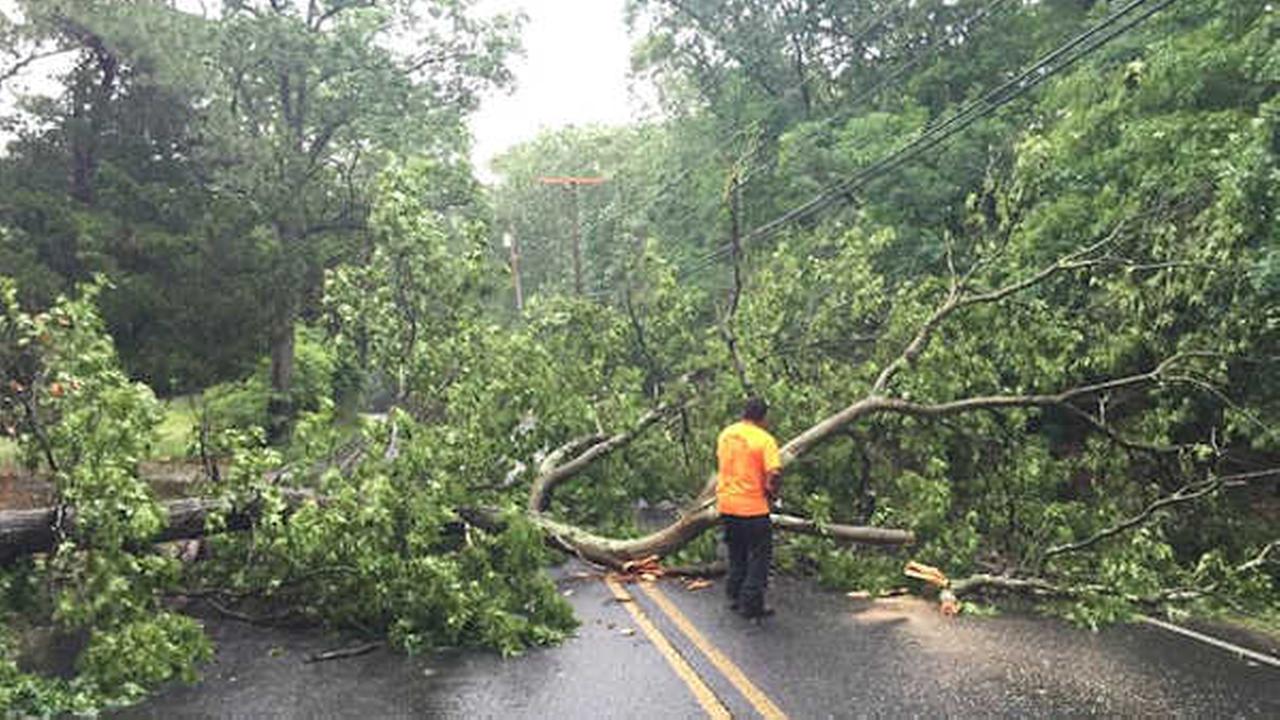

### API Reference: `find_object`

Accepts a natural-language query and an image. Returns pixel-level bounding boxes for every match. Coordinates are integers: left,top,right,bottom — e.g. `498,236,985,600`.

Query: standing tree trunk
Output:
267,300,296,446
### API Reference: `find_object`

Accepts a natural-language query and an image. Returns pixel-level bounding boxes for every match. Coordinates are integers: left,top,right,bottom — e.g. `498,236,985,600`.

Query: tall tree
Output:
196,0,517,440
0,0,519,415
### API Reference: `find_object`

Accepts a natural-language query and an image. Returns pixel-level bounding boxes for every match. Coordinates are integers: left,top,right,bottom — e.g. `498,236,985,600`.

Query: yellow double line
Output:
604,576,789,720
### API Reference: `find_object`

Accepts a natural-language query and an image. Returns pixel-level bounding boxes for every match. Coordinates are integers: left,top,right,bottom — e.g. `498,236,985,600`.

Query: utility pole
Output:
503,230,523,312
538,175,606,295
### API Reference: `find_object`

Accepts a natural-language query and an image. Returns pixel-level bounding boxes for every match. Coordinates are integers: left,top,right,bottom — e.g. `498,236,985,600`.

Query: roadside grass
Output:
0,436,18,471
0,395,199,471
1222,609,1280,642
153,396,199,460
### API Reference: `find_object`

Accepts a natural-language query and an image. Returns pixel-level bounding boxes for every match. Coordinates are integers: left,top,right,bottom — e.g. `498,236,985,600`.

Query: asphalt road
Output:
113,566,1280,719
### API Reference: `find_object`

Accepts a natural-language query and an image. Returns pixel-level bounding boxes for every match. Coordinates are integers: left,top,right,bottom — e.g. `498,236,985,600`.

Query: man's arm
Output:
765,470,782,502
763,437,783,503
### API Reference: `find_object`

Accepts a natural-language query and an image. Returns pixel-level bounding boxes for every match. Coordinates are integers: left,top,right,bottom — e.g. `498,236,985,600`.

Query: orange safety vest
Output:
716,420,782,517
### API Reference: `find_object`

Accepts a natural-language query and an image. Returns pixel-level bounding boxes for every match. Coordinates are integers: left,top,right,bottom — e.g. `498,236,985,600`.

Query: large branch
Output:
524,400,915,568
520,340,1191,568
870,226,1121,395
1042,468,1280,563
0,489,319,565
782,357,1183,464
530,502,913,569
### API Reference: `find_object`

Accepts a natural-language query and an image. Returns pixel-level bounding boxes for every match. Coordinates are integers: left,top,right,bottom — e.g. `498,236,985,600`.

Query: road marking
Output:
603,576,731,719
1139,615,1280,669
638,581,790,720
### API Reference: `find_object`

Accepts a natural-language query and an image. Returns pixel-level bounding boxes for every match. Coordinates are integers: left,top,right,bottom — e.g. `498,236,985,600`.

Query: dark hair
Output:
742,397,768,421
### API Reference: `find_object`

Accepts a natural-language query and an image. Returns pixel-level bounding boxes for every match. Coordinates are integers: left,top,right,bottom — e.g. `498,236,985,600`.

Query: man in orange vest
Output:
717,397,783,619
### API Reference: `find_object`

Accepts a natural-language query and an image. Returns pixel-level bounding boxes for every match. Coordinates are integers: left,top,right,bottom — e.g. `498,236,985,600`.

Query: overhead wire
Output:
599,3,921,284
834,0,1012,120
593,0,1180,300
669,0,1022,282
673,0,1180,285
578,0,1187,398
587,1,1007,297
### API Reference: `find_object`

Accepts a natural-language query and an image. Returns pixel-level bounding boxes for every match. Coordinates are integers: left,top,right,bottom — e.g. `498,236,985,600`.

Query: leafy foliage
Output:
1,278,211,713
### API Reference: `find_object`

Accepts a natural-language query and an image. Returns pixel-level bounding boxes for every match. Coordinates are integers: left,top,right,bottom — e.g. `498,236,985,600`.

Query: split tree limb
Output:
530,503,914,569
522,398,916,569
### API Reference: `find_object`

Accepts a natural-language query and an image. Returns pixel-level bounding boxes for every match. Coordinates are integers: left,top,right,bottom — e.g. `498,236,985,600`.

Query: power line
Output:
667,0,1022,283
751,0,1177,246
616,3,930,249
674,0,1179,286
597,0,1180,297
660,2,1010,263
582,2,1015,299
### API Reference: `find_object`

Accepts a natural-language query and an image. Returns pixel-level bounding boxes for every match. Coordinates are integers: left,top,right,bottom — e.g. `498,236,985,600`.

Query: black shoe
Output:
727,599,740,612
739,606,775,619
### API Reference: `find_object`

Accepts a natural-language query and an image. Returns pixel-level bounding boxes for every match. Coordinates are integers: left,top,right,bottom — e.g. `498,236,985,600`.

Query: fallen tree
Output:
6,221,1276,616
512,225,1277,579
4,226,1266,578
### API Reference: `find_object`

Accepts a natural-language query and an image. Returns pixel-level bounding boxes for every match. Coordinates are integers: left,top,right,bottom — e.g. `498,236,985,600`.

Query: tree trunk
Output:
267,309,296,445
0,490,318,565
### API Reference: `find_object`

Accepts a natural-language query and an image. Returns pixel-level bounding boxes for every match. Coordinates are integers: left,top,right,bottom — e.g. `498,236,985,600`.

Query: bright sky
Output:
470,0,646,183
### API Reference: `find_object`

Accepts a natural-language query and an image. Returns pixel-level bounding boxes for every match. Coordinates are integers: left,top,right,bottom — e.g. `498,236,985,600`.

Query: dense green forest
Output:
0,0,1276,714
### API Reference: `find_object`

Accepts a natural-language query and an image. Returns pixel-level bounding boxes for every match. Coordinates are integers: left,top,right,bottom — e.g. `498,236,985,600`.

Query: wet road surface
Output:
113,565,1280,719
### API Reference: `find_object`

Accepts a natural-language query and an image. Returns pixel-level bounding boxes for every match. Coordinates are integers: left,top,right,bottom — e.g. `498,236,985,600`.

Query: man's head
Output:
742,396,768,424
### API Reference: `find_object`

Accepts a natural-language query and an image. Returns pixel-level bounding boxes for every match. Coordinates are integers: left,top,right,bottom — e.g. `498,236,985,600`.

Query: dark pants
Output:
723,514,772,614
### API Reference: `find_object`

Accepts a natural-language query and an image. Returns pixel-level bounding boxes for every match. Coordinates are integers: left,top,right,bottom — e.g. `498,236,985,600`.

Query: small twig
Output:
305,642,382,664
383,412,400,462
204,597,298,625
1237,540,1279,573
1042,477,1222,563
1162,374,1268,431
18,390,59,476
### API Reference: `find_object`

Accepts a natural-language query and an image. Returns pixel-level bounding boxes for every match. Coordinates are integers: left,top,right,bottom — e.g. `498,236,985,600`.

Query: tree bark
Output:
267,306,296,445
0,490,318,565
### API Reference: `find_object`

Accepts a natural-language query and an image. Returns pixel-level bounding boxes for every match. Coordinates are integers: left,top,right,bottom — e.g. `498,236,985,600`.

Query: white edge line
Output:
1139,615,1280,670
